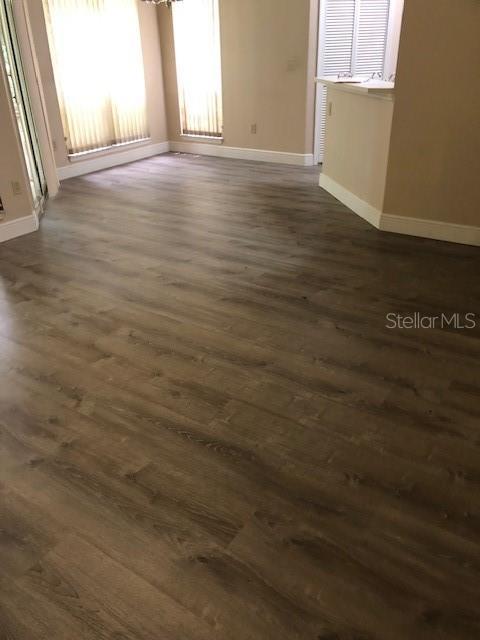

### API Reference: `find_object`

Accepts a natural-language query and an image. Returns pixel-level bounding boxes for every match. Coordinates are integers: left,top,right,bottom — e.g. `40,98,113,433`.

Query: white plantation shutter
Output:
316,0,392,162
321,0,356,76
353,0,391,75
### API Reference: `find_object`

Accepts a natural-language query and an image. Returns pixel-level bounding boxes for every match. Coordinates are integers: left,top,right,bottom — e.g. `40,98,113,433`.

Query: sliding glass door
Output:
0,0,46,205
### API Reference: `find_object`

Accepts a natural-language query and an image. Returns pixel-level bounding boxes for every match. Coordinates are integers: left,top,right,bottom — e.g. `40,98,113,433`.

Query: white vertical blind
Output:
172,0,223,138
43,0,149,156
316,0,393,162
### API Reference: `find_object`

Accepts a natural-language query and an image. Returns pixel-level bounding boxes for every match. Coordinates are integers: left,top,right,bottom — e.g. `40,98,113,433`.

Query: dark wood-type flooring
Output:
1,153,480,640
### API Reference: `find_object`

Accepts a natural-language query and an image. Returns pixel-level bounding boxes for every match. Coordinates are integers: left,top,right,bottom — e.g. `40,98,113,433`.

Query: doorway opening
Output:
314,0,404,164
0,0,46,206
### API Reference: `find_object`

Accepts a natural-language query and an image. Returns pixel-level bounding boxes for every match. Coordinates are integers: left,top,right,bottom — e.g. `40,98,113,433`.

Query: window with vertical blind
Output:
172,0,223,139
316,0,400,162
43,0,149,156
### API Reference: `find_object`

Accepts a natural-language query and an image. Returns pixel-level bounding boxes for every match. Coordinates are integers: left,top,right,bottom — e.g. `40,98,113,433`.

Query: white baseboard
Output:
319,173,480,247
170,140,314,166
380,213,480,247
57,141,170,180
57,141,314,181
319,173,382,227
0,212,39,243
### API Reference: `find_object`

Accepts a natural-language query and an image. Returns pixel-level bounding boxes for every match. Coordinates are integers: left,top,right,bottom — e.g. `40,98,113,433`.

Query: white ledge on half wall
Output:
315,76,395,101
319,173,480,247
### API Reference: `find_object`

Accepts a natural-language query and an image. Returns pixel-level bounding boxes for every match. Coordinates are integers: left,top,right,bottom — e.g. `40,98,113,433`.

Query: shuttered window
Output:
353,0,391,74
316,0,395,162
321,0,356,77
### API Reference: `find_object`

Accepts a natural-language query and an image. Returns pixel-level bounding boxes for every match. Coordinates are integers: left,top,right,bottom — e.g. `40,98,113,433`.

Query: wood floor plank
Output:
0,153,479,639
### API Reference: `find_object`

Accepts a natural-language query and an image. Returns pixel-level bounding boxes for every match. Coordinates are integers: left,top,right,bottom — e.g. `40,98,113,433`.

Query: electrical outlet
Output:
52,139,57,151
11,180,22,196
250,123,257,134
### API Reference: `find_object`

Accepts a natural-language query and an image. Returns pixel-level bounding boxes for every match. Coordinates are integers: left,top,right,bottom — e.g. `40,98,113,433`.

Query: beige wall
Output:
323,88,394,211
0,58,34,223
158,0,318,154
383,0,480,226
27,0,168,170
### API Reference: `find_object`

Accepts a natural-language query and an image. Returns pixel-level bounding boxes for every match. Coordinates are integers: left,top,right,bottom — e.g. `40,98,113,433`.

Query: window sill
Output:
180,134,223,145
67,137,151,162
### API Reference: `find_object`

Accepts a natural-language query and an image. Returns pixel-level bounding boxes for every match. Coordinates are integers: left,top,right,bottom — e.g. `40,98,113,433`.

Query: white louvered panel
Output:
321,0,355,75
353,0,391,75
316,85,328,162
